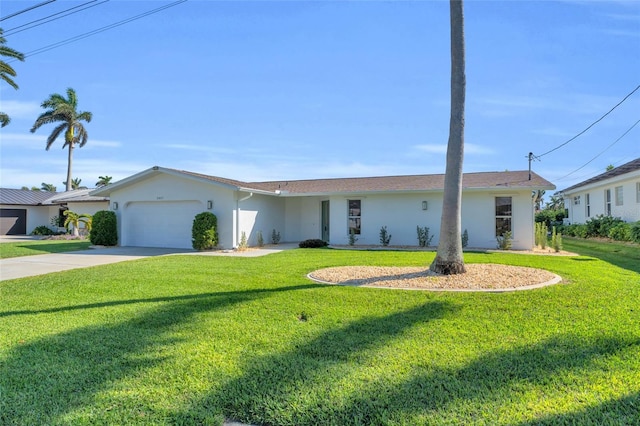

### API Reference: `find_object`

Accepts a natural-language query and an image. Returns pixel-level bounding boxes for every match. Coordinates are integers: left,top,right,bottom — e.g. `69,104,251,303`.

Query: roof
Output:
561,158,640,193
91,166,555,197
0,188,109,206
0,188,58,205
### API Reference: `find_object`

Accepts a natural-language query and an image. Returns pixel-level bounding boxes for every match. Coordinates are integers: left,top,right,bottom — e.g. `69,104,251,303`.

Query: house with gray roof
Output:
90,166,555,250
561,158,640,224
0,188,109,235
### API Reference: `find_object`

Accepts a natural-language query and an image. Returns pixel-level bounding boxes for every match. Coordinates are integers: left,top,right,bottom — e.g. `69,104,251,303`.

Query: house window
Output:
585,193,591,218
348,199,361,235
615,186,623,206
573,195,581,205
605,189,612,216
495,197,512,237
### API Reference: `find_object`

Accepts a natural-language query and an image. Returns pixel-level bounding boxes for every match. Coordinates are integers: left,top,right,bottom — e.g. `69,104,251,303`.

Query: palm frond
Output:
77,111,92,122
46,123,68,150
66,88,78,109
0,46,25,62
0,112,9,127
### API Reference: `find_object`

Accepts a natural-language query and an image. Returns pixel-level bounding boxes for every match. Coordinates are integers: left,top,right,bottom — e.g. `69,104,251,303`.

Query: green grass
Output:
1,246,639,425
563,237,640,273
0,239,91,259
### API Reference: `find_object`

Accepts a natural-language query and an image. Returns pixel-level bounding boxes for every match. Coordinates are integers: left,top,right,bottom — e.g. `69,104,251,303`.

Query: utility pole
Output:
527,152,539,180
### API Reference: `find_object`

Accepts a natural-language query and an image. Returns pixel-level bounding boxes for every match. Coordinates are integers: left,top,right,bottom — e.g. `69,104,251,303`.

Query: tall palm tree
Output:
63,177,87,190
430,0,466,275
0,28,25,127
30,88,93,191
96,175,113,187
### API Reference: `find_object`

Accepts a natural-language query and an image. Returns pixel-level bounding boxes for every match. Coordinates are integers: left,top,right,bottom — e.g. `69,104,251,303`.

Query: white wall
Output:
66,201,110,232
236,192,285,246
324,190,535,250
564,172,640,224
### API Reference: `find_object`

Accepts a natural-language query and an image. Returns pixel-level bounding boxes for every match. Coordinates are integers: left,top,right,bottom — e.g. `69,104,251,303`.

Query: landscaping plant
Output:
89,210,117,246
192,212,218,250
379,226,392,246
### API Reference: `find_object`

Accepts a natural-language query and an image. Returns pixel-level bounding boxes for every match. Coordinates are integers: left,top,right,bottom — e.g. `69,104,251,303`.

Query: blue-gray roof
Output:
0,188,109,206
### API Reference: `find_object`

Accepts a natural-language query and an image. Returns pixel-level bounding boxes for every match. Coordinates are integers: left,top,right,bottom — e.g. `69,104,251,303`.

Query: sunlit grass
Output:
0,239,91,259
1,245,638,425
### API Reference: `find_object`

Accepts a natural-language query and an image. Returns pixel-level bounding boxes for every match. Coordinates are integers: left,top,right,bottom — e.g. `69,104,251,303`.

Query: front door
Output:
321,200,330,242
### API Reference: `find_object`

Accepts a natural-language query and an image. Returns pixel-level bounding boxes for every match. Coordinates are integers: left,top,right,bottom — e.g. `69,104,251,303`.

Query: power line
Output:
4,1,108,37
0,0,57,22
554,119,640,181
538,84,640,158
8,0,188,61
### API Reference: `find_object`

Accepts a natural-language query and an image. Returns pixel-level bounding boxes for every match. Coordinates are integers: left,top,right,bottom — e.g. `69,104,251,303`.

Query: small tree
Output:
256,231,264,247
238,231,248,251
379,226,392,246
63,210,91,236
192,212,218,250
551,226,563,252
417,226,434,247
90,210,117,246
271,229,281,244
461,229,469,248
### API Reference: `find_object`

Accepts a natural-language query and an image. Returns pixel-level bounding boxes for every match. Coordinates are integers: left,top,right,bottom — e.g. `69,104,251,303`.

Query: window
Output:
348,199,361,235
615,186,623,206
495,197,512,237
605,189,612,216
585,193,591,218
573,195,581,205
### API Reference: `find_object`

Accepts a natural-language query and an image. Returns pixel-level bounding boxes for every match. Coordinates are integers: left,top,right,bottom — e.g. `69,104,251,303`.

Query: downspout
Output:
235,192,253,248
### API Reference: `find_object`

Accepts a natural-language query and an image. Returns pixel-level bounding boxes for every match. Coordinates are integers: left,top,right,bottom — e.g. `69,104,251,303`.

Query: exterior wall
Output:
236,192,285,247
284,197,324,242
66,201,110,232
0,204,60,234
564,172,640,224
325,190,535,250
107,174,237,248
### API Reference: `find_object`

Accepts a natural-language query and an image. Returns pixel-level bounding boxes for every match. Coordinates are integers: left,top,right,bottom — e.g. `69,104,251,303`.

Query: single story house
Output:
90,166,555,250
561,158,640,224
0,188,109,235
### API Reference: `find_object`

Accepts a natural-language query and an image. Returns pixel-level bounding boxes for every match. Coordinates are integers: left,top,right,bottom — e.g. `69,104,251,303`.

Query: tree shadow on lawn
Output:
175,324,639,425
0,284,316,424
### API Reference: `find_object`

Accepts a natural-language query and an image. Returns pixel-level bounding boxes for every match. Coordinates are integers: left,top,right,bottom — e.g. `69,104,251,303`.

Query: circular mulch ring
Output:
308,264,562,292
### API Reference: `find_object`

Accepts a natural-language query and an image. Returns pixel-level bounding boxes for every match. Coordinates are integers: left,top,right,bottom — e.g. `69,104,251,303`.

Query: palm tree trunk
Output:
65,143,74,192
430,0,466,275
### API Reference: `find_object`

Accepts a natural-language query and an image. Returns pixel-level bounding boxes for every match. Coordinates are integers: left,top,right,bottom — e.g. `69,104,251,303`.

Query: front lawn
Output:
0,239,92,259
1,247,638,425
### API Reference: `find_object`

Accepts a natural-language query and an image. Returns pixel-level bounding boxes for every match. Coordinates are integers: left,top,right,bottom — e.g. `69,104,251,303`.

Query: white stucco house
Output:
561,158,640,224
0,188,109,235
89,166,555,250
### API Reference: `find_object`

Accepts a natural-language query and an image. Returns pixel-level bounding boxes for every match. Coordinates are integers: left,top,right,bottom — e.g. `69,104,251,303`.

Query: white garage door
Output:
124,201,203,249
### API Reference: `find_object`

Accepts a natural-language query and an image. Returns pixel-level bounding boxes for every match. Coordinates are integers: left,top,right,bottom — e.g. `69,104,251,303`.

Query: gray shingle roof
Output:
561,158,640,193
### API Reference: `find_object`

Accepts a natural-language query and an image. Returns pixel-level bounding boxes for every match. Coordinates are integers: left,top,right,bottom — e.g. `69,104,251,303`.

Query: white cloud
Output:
0,100,41,120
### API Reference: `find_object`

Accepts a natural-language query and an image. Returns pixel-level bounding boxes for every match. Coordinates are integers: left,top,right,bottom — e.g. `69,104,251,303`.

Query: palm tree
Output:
547,192,564,211
0,28,25,127
63,210,92,237
430,0,466,275
96,175,113,187
30,88,93,191
63,177,87,190
533,189,545,212
41,183,57,192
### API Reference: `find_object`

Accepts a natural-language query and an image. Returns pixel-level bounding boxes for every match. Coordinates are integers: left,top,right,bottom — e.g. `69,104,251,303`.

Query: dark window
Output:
495,197,512,237
348,199,361,235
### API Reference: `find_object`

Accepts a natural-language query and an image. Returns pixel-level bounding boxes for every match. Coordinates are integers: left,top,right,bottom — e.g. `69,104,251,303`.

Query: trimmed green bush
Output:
298,239,328,248
192,212,218,250
89,210,118,246
608,223,631,242
31,225,55,236
585,215,624,238
630,222,640,244
496,231,512,250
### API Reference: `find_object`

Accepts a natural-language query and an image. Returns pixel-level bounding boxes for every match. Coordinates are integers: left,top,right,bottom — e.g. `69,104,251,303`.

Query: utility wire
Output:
0,0,56,22
538,84,640,158
4,1,108,37
8,0,188,61
554,119,640,181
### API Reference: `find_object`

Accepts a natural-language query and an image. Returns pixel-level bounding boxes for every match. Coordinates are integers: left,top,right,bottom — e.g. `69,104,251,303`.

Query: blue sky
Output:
1,0,638,195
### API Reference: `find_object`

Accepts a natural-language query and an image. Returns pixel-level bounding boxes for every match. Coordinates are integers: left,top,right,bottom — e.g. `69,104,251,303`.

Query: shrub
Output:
585,215,624,238
31,225,54,236
379,226,392,246
630,222,640,244
90,210,118,246
271,229,281,245
298,239,328,248
608,223,631,242
496,231,512,250
461,229,468,248
192,212,218,250
416,226,434,248
238,231,248,251
535,222,548,249
257,231,264,247
551,226,563,252
348,229,358,246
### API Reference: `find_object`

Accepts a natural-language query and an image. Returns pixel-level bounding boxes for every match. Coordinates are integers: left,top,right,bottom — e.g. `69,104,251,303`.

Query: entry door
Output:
321,200,330,242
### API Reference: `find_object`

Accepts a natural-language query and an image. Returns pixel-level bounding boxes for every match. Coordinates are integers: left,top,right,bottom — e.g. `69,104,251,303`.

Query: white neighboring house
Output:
561,158,640,224
90,166,555,250
0,188,109,235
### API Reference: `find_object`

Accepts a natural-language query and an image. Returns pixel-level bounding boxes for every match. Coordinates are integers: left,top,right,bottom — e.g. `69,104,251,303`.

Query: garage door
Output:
124,201,203,249
1,209,27,235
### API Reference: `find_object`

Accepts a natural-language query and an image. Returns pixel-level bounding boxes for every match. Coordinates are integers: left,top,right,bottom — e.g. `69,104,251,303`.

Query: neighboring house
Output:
561,158,640,224
90,166,555,250
0,188,109,235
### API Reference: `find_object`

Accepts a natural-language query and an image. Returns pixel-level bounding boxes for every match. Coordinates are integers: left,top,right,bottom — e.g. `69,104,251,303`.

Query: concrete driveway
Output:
0,242,298,281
